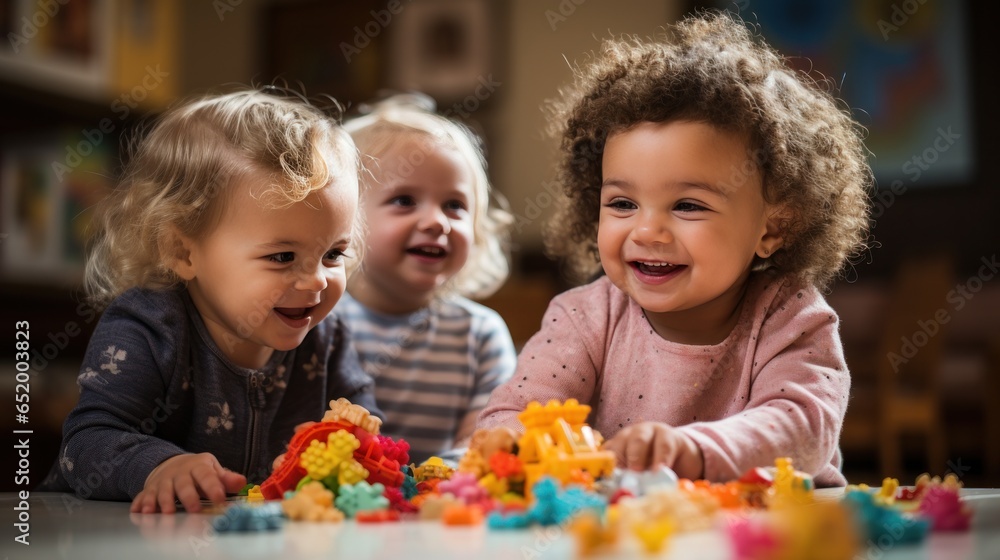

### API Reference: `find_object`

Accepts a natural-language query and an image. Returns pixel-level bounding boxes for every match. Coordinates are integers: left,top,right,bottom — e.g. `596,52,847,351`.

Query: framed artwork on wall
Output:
390,0,495,104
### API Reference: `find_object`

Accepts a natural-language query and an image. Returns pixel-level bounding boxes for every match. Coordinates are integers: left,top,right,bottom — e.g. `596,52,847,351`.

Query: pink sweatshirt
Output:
478,272,850,486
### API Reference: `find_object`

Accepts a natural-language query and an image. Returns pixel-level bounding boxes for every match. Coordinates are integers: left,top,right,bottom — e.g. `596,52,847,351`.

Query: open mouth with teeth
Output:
407,245,447,260
631,261,684,276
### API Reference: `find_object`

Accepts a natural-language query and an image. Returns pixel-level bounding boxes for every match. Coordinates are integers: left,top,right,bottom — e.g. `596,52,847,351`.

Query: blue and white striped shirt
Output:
336,292,516,463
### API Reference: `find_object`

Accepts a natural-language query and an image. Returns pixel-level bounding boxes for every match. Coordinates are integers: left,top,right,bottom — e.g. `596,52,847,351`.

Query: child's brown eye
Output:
675,202,706,212
444,200,467,212
268,252,294,263
324,250,345,263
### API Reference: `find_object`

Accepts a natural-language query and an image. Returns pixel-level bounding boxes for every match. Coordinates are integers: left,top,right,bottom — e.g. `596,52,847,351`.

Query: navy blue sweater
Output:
38,287,380,500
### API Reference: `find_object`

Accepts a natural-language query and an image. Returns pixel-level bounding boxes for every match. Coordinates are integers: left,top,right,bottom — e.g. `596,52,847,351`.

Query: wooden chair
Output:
875,253,954,478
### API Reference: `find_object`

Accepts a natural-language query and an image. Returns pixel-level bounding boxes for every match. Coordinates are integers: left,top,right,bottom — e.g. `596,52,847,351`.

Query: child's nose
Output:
632,211,672,244
418,206,452,235
295,261,328,292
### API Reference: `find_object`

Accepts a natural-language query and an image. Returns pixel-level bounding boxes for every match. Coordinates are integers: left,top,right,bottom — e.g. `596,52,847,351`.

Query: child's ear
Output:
756,204,791,259
162,227,197,281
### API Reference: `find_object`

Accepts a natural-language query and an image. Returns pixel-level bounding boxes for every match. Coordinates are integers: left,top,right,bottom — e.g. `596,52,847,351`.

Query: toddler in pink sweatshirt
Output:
478,13,872,487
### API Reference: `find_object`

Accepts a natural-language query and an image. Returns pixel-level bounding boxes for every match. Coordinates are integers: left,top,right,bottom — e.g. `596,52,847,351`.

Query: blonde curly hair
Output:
545,12,873,288
85,88,359,308
344,94,513,299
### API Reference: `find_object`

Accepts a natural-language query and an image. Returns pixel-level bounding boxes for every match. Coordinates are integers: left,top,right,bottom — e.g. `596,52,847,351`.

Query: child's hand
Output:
603,422,704,479
130,453,247,514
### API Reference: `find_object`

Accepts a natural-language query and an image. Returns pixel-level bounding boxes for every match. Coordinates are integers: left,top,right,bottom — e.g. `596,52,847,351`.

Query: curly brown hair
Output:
544,12,872,289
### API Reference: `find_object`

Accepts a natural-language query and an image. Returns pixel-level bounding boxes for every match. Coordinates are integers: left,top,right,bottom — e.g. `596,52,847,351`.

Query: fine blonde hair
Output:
546,12,873,288
85,87,359,308
344,94,512,299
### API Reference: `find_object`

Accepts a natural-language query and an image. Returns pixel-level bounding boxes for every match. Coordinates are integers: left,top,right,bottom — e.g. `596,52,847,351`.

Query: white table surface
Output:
3,490,999,559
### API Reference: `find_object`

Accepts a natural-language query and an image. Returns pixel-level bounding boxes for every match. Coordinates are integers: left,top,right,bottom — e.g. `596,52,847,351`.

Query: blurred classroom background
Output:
2,0,998,491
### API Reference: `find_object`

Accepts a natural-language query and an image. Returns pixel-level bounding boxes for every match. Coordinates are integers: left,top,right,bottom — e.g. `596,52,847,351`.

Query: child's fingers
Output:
624,435,653,471
174,473,204,513
649,427,677,469
217,468,247,493
130,490,154,514
615,424,654,471
186,461,226,506
602,435,627,467
156,479,178,514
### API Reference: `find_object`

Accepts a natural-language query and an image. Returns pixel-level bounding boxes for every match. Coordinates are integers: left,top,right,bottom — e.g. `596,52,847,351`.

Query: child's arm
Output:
675,288,850,485
453,308,517,447
60,294,233,504
477,294,604,432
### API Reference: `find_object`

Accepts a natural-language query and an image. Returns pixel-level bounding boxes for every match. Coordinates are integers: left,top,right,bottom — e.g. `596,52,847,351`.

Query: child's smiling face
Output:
351,135,475,313
174,173,358,369
598,120,783,344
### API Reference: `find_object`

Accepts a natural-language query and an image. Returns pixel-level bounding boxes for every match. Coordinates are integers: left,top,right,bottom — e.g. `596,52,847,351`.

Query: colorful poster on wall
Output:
701,0,974,188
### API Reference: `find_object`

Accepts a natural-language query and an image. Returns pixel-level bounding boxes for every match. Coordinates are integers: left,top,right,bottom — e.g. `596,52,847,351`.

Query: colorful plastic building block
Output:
356,509,401,523
487,477,606,529
335,481,389,518
769,457,814,508
211,502,284,532
411,456,455,481
261,418,404,499
246,485,264,502
263,421,357,499
376,434,411,465
842,489,929,545
917,485,971,531
419,493,459,520
438,472,489,505
516,399,615,499
727,516,781,560
322,397,382,434
620,485,718,533
281,481,344,522
632,517,673,554
728,500,859,560
610,466,678,497
569,511,619,557
384,486,419,514
441,503,484,526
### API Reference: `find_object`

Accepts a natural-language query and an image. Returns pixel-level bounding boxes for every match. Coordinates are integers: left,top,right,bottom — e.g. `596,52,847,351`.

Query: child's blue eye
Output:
268,252,295,264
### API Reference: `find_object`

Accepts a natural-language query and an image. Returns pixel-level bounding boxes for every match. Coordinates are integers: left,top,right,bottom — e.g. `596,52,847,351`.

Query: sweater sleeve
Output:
677,284,850,485
453,307,517,445
477,288,605,432
59,293,189,500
